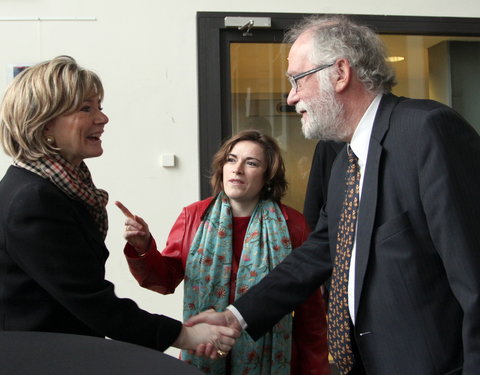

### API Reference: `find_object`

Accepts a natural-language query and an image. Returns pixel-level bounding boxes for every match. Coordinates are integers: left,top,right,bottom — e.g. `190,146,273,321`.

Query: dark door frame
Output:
197,11,480,198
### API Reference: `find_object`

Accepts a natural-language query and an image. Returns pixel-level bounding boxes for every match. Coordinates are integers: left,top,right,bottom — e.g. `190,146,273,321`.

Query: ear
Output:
332,58,351,93
43,121,53,134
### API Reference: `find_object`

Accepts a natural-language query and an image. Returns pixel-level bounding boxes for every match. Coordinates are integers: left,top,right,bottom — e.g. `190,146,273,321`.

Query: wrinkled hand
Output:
115,201,151,254
185,309,243,358
173,322,240,359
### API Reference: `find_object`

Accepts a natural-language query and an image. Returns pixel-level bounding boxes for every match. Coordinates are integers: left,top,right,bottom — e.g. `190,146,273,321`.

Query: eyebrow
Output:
227,153,263,163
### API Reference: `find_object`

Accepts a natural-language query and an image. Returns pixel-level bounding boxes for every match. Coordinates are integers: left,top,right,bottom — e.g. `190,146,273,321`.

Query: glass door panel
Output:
380,34,480,132
230,42,318,211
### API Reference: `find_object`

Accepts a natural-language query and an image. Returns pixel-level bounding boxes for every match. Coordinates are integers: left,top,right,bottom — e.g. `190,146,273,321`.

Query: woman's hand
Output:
185,308,243,358
115,201,151,255
172,323,240,359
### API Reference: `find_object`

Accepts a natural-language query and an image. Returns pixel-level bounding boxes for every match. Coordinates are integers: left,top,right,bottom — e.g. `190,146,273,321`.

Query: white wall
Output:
0,0,478,356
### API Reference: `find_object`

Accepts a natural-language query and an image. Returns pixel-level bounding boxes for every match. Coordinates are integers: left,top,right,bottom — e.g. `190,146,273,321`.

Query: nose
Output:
95,111,109,125
286,87,299,106
233,162,244,175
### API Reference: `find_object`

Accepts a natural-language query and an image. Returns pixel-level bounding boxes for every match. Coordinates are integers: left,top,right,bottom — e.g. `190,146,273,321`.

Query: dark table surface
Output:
0,331,203,375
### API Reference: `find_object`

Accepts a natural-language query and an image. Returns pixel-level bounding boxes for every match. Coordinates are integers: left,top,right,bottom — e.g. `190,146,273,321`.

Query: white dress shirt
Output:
347,93,381,323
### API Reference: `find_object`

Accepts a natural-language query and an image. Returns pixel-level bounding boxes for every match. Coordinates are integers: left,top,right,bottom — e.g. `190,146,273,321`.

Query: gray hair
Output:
284,15,396,94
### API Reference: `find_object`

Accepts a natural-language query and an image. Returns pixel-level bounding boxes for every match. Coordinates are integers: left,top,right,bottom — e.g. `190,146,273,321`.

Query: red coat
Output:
125,197,330,375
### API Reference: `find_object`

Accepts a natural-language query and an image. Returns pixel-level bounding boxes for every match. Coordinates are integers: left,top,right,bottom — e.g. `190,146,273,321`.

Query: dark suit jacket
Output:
0,166,182,351
303,141,344,231
233,94,480,374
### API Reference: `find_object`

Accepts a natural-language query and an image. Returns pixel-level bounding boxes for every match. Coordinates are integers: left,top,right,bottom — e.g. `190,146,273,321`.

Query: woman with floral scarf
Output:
118,130,330,375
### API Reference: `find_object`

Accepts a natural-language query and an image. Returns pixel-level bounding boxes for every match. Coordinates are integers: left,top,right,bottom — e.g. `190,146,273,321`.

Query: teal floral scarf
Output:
183,192,293,375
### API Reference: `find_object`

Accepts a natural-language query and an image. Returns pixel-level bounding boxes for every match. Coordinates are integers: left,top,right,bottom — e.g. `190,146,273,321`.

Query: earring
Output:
45,135,55,145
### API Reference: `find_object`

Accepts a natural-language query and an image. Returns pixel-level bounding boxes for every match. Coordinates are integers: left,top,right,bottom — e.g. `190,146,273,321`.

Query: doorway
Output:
197,12,480,211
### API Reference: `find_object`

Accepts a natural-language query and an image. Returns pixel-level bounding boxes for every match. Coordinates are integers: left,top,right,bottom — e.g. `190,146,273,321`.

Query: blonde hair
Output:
0,55,104,161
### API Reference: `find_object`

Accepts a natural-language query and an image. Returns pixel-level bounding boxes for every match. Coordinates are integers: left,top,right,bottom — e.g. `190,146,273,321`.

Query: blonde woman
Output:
0,56,238,355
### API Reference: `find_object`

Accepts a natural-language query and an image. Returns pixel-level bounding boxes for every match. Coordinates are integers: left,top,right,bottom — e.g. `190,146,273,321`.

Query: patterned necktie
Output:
327,147,360,375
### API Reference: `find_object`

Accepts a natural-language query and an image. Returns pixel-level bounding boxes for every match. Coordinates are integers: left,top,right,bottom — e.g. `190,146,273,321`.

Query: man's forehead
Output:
287,34,312,69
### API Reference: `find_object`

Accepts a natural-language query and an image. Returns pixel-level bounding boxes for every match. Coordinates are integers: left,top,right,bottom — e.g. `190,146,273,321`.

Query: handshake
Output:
115,201,242,359
173,309,242,359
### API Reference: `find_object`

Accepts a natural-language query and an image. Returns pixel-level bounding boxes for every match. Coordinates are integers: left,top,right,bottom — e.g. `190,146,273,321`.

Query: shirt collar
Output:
349,94,382,168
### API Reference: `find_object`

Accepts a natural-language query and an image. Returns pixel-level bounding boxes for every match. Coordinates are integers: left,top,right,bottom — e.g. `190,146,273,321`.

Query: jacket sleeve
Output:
124,208,189,294
6,181,182,351
414,107,480,372
287,208,330,375
235,205,332,340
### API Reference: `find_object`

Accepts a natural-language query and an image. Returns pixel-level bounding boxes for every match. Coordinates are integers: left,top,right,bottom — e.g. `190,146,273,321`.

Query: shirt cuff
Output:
226,305,248,330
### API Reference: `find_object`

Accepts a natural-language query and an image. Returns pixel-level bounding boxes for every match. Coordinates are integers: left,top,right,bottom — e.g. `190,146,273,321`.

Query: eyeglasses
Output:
287,63,335,92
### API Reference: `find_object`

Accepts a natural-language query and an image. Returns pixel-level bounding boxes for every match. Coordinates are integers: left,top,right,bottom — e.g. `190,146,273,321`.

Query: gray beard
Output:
297,82,348,142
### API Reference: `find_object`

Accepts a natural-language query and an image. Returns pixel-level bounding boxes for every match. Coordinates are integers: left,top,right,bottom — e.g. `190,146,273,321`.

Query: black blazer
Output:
0,166,182,351
233,94,480,374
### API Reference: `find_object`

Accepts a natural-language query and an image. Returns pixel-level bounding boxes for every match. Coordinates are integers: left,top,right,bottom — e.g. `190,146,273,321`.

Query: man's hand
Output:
185,309,242,331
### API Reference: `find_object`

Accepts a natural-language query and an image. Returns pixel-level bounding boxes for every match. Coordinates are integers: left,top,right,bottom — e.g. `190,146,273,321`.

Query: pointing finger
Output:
115,201,134,219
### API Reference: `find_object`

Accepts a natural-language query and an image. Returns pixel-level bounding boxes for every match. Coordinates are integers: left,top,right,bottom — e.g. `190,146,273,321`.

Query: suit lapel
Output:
353,94,401,318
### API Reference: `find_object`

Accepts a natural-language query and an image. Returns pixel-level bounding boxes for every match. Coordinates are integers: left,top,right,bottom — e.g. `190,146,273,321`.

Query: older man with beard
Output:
189,15,480,375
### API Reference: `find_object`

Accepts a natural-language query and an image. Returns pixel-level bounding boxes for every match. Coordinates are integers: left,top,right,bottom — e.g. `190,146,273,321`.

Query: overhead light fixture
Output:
386,56,405,62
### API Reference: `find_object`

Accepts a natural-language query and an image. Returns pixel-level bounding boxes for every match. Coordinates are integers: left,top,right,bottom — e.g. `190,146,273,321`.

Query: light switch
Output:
161,154,175,167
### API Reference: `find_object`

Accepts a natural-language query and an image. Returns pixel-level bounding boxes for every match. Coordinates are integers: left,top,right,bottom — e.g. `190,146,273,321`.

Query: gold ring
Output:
216,349,227,357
